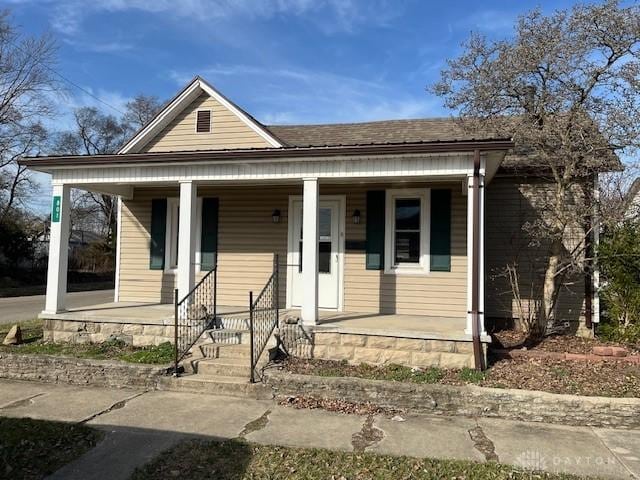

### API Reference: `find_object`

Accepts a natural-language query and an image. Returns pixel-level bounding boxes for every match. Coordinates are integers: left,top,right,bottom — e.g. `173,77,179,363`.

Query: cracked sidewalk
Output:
0,379,638,480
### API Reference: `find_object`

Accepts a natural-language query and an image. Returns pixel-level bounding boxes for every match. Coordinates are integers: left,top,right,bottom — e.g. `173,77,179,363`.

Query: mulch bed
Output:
482,356,640,397
282,353,640,398
492,330,640,355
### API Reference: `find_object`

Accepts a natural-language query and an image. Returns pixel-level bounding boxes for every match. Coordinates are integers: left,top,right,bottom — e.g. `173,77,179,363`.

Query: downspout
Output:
471,149,486,371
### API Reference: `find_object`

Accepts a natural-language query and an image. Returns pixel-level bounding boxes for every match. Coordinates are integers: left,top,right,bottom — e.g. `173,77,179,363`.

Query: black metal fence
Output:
173,259,218,376
249,254,279,383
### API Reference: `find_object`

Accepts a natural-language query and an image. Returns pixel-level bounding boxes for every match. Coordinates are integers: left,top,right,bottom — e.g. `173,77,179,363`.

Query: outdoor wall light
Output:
272,209,281,223
352,209,361,224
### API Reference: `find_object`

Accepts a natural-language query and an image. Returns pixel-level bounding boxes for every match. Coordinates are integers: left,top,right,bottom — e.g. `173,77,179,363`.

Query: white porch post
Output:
301,177,319,324
177,181,197,300
43,183,71,314
114,196,122,302
466,173,486,335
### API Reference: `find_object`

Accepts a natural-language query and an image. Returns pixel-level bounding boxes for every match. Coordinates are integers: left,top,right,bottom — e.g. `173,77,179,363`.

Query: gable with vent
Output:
119,77,281,154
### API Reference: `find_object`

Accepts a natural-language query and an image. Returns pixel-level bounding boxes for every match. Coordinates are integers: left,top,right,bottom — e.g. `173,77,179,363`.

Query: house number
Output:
52,196,61,223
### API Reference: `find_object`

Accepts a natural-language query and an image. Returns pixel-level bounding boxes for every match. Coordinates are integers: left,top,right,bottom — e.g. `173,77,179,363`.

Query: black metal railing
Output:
249,254,279,383
173,258,218,376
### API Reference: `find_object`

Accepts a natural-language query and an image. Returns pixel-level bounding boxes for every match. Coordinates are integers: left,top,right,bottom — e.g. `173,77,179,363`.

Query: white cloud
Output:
454,9,518,35
170,64,445,125
36,0,401,36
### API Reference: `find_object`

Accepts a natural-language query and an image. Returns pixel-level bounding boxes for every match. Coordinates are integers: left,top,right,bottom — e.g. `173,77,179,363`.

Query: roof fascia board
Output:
196,78,282,148
119,79,202,154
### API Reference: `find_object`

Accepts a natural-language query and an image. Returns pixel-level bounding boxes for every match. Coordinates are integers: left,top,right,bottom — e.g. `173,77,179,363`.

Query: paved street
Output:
0,379,638,480
0,290,114,325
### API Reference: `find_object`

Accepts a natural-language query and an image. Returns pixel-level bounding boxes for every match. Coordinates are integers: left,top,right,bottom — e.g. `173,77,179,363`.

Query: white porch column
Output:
466,173,486,335
177,181,197,300
301,177,319,324
43,183,71,314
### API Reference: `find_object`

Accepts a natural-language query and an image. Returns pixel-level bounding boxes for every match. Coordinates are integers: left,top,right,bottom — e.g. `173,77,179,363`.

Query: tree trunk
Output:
539,237,563,336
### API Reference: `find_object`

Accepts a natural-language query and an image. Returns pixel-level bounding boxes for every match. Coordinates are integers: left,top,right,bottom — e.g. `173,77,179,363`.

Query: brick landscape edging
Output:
265,371,640,428
493,348,640,364
0,352,168,389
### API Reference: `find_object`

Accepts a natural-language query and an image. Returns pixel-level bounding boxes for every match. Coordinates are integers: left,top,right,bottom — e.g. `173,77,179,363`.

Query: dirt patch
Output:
468,425,499,462
351,415,385,453
278,394,404,417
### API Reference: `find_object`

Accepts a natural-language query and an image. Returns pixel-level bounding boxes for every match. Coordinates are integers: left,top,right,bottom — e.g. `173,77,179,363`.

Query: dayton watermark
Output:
515,450,617,472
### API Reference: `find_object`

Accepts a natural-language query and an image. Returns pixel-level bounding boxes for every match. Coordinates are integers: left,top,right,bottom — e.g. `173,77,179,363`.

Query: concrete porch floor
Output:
40,302,489,343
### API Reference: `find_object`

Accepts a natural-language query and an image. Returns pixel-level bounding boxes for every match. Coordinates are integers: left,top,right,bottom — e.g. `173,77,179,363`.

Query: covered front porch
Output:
40,301,487,368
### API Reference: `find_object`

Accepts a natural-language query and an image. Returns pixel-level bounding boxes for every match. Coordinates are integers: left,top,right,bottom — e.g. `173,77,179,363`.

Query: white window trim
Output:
194,109,212,134
165,197,203,273
384,188,430,275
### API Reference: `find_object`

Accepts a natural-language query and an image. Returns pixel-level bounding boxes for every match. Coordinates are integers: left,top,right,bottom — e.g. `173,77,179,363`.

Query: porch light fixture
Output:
352,209,361,224
272,209,281,223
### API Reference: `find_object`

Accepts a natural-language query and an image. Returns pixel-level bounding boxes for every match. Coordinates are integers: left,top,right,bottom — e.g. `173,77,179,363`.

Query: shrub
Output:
598,222,640,343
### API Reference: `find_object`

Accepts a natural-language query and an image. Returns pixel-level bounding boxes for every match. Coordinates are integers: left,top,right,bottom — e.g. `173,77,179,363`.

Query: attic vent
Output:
196,110,211,133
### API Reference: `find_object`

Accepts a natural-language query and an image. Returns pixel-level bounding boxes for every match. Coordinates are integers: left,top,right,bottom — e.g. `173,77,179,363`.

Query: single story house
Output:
21,77,606,381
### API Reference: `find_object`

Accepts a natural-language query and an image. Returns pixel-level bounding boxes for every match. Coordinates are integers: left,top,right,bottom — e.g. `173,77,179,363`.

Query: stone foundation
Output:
279,324,487,369
42,319,173,346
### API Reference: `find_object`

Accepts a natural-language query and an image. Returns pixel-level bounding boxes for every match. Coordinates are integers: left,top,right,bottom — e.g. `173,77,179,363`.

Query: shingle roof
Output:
266,118,499,147
266,118,621,173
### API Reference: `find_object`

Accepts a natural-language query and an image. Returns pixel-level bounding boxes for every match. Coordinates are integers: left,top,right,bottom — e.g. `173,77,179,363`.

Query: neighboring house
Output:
624,178,640,221
21,77,611,379
33,226,104,264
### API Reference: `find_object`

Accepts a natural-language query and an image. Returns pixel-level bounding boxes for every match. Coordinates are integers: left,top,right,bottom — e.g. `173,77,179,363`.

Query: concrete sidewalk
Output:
0,379,638,480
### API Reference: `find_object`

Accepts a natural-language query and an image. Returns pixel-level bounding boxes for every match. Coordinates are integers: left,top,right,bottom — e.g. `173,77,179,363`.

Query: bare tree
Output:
53,96,162,243
0,10,58,224
432,0,640,337
123,94,162,131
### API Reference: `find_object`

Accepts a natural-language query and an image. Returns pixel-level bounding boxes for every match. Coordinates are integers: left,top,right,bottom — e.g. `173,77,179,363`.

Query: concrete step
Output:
205,328,250,345
194,357,251,377
215,315,250,331
159,374,271,400
200,343,251,359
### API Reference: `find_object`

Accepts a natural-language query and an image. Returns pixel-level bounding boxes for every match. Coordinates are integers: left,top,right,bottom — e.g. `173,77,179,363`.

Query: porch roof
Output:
20,138,513,170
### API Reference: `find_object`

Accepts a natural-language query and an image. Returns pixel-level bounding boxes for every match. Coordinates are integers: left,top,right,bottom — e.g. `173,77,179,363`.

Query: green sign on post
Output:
52,196,61,223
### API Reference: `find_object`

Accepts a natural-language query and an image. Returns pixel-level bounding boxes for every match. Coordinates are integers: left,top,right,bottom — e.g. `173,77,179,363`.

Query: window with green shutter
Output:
366,191,385,270
149,199,167,270
430,189,451,272
200,198,219,270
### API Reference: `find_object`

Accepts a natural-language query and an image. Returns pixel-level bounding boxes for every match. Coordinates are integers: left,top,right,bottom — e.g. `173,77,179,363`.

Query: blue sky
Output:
10,0,585,126
7,0,585,212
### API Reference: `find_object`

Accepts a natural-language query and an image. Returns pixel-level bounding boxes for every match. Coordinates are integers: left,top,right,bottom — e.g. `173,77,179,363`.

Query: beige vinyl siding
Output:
119,188,178,303
118,183,467,318
323,184,467,318
140,92,271,153
484,176,587,331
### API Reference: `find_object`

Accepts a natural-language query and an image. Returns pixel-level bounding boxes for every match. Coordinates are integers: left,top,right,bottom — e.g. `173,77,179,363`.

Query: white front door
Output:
289,198,343,310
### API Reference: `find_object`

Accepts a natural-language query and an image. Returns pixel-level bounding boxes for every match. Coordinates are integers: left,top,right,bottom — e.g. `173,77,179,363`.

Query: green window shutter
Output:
149,199,167,270
200,197,219,270
366,191,385,270
430,189,451,272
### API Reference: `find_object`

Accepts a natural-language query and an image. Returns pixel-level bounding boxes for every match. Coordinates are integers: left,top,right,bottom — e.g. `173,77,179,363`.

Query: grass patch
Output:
0,318,43,344
305,360,445,384
131,438,583,480
458,366,485,383
0,320,173,365
0,417,102,479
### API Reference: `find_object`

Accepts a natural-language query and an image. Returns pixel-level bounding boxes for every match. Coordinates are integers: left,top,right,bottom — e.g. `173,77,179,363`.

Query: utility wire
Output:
6,36,126,115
